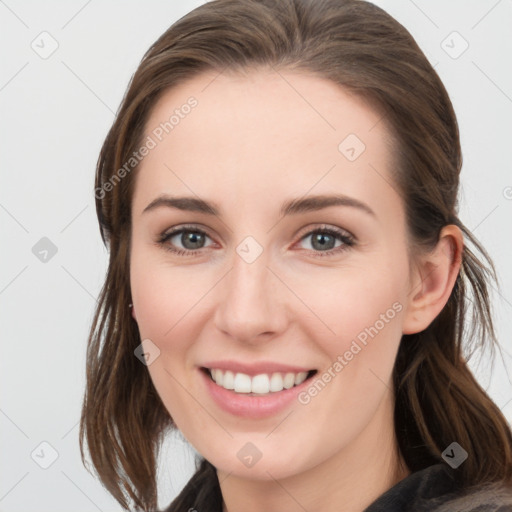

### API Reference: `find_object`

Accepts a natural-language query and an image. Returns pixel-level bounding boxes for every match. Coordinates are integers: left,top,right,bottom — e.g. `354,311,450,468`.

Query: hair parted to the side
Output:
79,0,512,510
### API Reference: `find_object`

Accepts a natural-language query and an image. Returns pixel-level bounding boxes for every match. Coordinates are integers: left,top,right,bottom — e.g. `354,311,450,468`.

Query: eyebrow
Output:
142,193,375,217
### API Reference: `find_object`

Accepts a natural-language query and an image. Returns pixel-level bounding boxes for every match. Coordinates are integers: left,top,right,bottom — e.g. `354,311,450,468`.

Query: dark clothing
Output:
364,463,512,511
163,461,512,511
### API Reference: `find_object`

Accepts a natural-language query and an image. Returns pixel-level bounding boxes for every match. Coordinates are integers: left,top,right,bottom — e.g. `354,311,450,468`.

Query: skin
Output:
129,68,463,512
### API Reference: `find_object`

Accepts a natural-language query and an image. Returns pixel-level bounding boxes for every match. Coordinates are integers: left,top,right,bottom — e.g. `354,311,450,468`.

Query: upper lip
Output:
201,360,315,376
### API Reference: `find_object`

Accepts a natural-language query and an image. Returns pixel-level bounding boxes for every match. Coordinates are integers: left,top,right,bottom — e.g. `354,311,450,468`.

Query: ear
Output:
130,303,137,321
402,224,463,335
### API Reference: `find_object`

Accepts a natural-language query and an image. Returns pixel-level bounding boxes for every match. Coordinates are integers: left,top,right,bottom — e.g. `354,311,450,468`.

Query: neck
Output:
218,391,410,512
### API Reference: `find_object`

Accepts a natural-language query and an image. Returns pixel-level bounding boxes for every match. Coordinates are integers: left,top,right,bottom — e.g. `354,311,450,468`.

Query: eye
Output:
157,225,214,256
157,224,355,258
295,225,355,257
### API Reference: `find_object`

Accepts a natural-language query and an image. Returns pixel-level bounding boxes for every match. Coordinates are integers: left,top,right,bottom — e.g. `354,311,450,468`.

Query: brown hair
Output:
79,0,512,510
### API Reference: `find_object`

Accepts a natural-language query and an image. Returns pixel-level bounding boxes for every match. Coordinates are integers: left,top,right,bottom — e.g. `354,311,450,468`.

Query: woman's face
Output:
130,69,416,480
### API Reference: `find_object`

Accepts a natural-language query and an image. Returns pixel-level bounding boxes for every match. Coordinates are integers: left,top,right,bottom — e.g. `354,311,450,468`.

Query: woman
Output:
80,0,512,511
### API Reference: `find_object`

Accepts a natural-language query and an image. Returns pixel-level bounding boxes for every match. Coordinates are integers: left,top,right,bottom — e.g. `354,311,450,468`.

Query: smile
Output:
204,367,316,395
199,364,318,418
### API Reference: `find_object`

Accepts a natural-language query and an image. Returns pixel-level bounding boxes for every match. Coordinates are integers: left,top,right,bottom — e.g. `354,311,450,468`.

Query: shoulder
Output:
364,463,512,512
429,480,512,512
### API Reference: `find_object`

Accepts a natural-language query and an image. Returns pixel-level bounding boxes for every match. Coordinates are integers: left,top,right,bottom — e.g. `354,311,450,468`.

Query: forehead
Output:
133,68,399,218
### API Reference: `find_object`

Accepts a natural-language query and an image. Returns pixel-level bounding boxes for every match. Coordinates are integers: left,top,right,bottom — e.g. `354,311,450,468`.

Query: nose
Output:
213,247,289,346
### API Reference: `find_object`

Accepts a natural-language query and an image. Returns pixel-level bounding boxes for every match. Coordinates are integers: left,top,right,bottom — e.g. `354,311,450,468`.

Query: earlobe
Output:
402,225,463,335
130,303,137,321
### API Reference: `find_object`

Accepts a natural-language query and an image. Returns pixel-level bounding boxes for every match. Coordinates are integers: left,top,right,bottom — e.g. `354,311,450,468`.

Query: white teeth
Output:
223,370,235,390
233,372,252,393
294,371,308,385
283,372,296,389
208,368,311,394
251,374,270,394
269,372,284,392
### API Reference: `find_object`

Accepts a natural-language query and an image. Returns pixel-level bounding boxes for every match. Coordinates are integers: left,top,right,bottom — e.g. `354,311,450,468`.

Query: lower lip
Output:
199,368,314,419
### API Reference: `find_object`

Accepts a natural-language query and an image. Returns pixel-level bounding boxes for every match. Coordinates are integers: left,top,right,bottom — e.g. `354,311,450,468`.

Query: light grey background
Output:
1,1,511,511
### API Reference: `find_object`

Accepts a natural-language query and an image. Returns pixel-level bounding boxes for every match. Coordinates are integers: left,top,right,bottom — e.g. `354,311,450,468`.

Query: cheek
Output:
130,254,205,341
130,257,213,429
293,268,405,428
293,263,407,421
296,264,406,354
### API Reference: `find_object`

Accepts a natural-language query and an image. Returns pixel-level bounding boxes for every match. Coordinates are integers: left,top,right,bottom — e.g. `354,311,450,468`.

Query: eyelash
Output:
156,224,356,258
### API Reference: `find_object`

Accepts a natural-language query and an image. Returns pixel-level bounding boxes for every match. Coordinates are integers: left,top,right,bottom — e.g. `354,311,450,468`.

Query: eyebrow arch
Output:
142,193,375,217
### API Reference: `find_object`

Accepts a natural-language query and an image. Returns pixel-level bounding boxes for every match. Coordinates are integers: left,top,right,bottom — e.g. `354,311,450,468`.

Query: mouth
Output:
200,367,318,396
